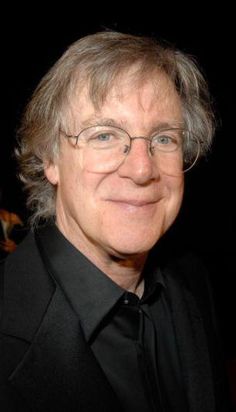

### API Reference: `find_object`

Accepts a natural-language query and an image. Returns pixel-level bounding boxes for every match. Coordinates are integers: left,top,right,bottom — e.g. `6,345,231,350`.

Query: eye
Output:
151,132,179,152
87,130,122,150
155,135,175,145
81,126,129,150
87,132,114,145
96,133,112,142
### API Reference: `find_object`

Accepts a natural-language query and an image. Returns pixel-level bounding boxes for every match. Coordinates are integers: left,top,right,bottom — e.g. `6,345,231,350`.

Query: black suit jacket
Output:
0,230,231,411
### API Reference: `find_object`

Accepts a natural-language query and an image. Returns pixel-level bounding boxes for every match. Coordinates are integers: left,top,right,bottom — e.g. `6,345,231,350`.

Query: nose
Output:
117,137,160,184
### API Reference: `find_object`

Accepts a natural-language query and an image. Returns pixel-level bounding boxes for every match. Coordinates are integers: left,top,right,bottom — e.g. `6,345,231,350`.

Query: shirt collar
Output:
36,223,164,341
141,249,166,302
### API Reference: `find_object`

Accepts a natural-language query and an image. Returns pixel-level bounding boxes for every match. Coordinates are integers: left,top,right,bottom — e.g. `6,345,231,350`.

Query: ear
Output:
44,161,59,185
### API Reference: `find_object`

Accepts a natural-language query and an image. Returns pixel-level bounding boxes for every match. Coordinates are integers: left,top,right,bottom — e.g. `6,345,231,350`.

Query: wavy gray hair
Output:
16,31,215,226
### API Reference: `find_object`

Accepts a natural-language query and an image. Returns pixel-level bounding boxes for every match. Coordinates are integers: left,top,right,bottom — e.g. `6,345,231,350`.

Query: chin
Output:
107,231,162,258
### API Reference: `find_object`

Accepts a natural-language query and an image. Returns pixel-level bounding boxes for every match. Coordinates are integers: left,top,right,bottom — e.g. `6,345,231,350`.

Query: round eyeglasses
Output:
61,125,201,176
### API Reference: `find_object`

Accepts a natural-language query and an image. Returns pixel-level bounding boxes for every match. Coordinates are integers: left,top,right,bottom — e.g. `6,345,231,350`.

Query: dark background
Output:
1,8,235,360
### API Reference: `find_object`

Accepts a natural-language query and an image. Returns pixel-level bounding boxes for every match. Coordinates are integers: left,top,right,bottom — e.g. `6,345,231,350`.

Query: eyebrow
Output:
79,116,184,131
79,117,124,129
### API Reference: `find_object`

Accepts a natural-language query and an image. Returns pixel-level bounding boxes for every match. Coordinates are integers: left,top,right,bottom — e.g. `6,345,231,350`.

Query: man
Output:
0,31,231,411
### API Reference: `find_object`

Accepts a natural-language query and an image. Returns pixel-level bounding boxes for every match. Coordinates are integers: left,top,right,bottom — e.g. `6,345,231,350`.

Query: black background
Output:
1,7,235,358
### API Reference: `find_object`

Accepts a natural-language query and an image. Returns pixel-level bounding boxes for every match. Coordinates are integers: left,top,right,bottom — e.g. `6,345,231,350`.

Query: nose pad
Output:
118,137,158,183
123,144,130,154
122,137,152,156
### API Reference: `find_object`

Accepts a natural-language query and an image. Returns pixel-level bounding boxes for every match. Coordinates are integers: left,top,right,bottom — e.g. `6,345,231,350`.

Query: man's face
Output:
45,71,184,260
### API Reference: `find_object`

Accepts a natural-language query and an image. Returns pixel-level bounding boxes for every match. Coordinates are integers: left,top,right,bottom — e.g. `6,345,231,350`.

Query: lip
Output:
107,199,159,207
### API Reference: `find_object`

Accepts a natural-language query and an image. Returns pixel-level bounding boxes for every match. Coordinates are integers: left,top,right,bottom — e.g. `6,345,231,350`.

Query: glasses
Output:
61,125,201,176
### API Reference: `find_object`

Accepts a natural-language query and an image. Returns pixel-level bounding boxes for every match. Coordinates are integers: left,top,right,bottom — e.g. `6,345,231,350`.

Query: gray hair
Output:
16,31,215,226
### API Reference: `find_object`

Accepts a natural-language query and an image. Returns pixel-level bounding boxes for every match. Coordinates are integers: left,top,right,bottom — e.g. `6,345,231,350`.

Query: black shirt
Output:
36,224,188,411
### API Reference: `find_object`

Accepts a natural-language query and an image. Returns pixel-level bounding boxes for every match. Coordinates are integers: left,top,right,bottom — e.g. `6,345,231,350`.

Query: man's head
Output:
17,31,214,256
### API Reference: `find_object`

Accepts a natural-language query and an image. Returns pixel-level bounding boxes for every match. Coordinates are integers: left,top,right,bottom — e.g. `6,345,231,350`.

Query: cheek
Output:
57,149,83,191
173,176,184,201
54,155,81,211
58,165,102,219
164,177,184,218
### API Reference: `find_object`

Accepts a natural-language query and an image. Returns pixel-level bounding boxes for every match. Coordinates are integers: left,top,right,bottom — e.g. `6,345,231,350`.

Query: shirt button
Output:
123,298,129,304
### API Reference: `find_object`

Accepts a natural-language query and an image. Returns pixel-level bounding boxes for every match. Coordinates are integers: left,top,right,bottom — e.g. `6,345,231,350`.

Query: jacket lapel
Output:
3,232,121,411
8,285,121,412
163,265,215,412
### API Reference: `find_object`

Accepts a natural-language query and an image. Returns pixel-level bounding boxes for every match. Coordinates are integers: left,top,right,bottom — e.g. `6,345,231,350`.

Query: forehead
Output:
66,70,183,129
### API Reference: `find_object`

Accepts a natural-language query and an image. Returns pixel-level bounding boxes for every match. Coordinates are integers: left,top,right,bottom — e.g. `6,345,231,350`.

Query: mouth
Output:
106,198,161,212
110,199,158,207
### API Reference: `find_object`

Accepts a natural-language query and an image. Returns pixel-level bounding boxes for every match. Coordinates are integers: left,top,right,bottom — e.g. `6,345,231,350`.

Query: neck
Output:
56,219,148,297
84,247,147,297
105,253,147,297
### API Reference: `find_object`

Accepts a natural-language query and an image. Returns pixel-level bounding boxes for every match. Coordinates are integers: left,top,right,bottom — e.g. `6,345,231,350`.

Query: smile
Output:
110,199,158,207
106,199,161,214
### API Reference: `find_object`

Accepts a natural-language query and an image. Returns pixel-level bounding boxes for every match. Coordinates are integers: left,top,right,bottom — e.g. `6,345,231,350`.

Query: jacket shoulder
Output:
0,231,55,342
163,251,220,333
165,251,212,297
